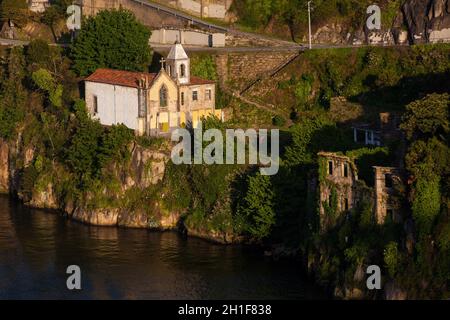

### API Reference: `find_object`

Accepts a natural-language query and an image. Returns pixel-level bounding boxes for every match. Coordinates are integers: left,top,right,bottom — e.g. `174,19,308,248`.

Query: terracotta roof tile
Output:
85,68,215,87
85,68,157,88
185,76,216,85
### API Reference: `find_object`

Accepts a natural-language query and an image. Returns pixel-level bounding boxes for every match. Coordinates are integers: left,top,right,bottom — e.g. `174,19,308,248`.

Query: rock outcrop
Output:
311,0,450,45
403,0,450,43
0,137,181,230
0,139,9,193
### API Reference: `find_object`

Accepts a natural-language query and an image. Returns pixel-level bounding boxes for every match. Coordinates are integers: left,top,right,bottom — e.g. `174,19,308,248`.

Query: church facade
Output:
84,43,221,136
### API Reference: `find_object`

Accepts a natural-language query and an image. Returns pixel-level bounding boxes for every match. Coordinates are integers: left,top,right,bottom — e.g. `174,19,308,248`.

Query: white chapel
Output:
85,42,222,136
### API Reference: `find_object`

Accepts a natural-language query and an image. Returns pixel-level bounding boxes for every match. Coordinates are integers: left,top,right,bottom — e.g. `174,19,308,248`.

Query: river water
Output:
0,196,324,299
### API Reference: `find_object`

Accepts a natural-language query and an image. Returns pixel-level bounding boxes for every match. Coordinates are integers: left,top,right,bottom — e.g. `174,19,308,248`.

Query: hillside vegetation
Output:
0,8,448,299
230,0,403,40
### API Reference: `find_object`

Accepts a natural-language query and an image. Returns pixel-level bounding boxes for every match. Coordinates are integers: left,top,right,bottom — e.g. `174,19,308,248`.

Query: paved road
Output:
0,37,304,52
151,43,304,52
135,0,300,47
0,38,29,46
0,37,418,53
0,38,70,47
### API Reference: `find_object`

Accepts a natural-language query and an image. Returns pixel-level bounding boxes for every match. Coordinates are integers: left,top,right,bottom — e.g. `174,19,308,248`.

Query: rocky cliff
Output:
312,0,450,45
0,136,239,243
403,0,450,43
0,137,181,230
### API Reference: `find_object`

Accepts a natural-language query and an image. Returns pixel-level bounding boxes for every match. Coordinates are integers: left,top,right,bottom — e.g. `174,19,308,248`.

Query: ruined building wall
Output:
374,167,404,224
318,152,358,229
317,152,404,230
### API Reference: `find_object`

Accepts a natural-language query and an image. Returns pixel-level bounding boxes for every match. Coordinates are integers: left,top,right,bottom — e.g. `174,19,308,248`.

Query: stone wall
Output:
214,51,296,90
374,166,404,224
318,152,359,230
150,28,225,47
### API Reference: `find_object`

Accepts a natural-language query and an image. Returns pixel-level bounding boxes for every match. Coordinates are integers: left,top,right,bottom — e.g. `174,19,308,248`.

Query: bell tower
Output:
166,41,190,84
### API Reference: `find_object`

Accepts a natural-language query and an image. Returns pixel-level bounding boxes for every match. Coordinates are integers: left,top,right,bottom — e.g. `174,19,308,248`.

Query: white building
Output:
84,42,222,136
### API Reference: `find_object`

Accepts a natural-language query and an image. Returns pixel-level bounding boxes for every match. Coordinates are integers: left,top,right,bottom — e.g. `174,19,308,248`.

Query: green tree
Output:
384,241,400,278
284,114,344,166
64,101,103,183
0,47,27,140
412,174,441,236
26,39,52,68
97,124,134,168
400,93,450,140
237,173,275,240
32,68,63,107
190,55,217,80
71,9,152,76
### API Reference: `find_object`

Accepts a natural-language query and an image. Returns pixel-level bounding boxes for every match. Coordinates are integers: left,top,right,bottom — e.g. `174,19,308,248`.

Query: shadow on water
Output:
0,196,325,299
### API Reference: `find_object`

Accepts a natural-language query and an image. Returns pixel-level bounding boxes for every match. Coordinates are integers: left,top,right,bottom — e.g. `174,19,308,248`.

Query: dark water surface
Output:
0,196,324,299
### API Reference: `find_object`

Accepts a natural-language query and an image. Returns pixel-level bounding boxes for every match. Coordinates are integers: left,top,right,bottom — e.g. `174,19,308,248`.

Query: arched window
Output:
180,64,186,77
159,85,168,108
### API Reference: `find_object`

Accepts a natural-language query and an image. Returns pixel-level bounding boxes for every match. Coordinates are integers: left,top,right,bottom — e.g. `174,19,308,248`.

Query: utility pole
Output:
308,1,312,49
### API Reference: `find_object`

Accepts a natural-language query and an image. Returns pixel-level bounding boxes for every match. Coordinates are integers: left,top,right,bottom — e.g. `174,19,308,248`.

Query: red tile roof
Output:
85,69,157,88
185,76,216,85
85,68,215,88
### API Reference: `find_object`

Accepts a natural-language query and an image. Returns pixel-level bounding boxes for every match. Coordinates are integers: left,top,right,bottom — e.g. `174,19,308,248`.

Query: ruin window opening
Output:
386,209,393,221
328,161,333,175
385,174,393,188
343,163,348,177
356,129,365,143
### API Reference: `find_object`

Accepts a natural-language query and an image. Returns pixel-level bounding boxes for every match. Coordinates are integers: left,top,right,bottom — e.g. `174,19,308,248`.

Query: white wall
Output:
149,28,225,47
85,82,139,131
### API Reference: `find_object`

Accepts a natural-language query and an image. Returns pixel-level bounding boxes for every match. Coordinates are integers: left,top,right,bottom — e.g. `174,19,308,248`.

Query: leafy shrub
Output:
71,9,152,76
272,115,286,127
384,241,400,277
236,173,275,240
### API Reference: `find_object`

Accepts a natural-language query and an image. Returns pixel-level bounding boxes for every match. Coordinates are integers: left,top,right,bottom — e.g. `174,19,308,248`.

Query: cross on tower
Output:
159,57,166,70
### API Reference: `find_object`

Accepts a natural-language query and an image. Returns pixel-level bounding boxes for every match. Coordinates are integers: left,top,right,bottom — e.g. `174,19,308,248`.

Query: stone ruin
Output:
317,152,404,230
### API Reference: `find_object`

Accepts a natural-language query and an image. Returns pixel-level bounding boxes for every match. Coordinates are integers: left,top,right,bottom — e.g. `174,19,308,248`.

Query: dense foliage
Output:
0,6,448,298
71,9,152,76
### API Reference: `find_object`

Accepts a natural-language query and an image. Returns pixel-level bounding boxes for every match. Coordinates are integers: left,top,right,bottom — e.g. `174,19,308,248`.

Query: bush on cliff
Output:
0,47,26,140
71,9,152,76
